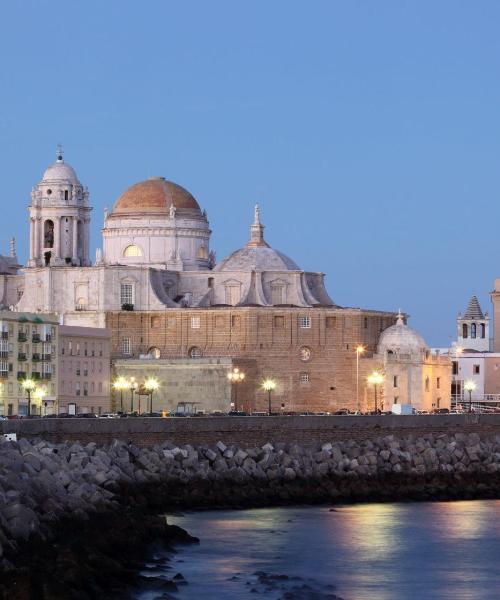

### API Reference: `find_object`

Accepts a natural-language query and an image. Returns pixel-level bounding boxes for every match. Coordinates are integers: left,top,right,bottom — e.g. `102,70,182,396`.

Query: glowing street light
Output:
464,380,476,413
227,367,245,412
34,386,47,416
262,378,277,415
367,371,384,413
21,378,36,417
355,345,365,412
112,376,128,412
144,377,160,416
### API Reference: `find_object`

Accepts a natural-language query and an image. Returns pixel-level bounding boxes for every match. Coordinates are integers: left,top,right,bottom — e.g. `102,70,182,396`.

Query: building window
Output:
473,364,480,375
189,346,203,358
326,317,336,328
76,382,81,396
437,377,441,389
147,347,161,359
299,372,310,384
121,338,131,356
299,316,311,329
425,376,430,392
231,315,240,328
394,396,399,404
123,244,142,257
274,316,285,328
299,346,312,362
98,382,103,393
191,316,201,329
151,316,161,328
462,324,468,338
225,285,241,306
208,277,214,288
120,283,134,306
393,375,398,388
452,361,458,375
471,323,477,339
364,317,368,329
83,382,88,396
91,382,95,393
480,323,486,338
437,397,441,408
271,285,284,305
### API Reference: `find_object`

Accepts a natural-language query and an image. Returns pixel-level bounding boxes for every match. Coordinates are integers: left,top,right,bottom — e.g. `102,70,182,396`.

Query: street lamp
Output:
262,378,276,415
112,376,128,412
355,345,365,412
144,377,159,416
464,380,476,413
227,367,245,412
21,378,36,417
34,387,47,416
367,371,384,413
128,376,139,413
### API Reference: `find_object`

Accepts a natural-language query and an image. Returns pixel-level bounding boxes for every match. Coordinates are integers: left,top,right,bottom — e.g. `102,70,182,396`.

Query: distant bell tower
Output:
457,295,490,351
28,146,92,267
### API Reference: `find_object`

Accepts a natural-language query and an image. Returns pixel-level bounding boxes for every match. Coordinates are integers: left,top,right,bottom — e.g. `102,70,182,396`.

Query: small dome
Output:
214,246,300,272
378,311,428,355
42,157,79,183
112,177,200,215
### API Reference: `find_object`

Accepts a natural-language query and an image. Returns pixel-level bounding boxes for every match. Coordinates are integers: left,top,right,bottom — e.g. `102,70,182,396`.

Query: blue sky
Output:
1,1,499,345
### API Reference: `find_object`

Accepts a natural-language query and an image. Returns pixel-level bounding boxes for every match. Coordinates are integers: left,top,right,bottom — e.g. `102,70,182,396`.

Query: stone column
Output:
34,217,40,261
29,218,34,261
83,218,90,266
72,217,78,263
54,217,61,259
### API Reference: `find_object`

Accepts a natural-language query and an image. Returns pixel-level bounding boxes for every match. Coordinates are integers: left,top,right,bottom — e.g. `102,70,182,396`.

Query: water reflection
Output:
159,501,500,600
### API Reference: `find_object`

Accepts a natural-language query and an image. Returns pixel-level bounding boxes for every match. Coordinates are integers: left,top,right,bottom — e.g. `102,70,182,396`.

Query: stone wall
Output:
2,414,499,448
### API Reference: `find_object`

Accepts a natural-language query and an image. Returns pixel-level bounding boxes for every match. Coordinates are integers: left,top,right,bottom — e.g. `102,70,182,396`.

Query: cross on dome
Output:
56,144,64,162
247,204,269,248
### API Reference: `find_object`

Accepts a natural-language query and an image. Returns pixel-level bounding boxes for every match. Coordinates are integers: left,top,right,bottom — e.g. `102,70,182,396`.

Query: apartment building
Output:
0,311,58,416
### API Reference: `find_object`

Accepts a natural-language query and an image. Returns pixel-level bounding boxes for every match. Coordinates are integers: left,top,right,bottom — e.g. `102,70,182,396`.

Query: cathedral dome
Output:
377,311,428,355
112,177,200,215
214,246,300,272
213,204,300,272
42,155,79,183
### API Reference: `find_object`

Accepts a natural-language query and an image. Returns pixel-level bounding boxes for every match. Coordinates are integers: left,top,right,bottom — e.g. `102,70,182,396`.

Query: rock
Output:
216,441,227,453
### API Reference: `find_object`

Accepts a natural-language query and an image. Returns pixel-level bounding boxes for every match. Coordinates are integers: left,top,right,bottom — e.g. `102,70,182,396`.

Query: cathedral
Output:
0,149,447,413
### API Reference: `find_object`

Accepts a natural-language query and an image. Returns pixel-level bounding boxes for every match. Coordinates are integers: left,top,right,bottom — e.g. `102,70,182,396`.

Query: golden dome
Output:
112,177,200,215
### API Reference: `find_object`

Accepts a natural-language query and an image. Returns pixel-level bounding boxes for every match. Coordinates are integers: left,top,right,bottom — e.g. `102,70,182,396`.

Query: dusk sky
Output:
1,1,499,345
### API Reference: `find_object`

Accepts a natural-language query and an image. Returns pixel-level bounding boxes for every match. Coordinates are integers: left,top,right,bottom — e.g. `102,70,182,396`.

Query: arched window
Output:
271,284,284,305
481,323,486,338
197,245,208,259
425,376,430,392
147,347,161,359
462,324,468,338
44,220,54,248
189,346,203,358
225,285,241,306
123,244,142,257
471,323,477,339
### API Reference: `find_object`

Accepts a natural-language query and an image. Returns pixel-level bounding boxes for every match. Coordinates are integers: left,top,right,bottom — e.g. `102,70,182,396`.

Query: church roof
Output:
42,146,79,183
463,295,484,320
112,177,200,215
377,310,428,354
214,205,301,273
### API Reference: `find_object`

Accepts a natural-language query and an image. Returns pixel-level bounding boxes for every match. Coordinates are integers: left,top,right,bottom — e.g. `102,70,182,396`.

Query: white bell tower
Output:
28,146,92,268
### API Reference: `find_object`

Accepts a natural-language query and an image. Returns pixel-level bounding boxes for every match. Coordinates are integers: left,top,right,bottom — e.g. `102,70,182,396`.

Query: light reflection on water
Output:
158,501,500,600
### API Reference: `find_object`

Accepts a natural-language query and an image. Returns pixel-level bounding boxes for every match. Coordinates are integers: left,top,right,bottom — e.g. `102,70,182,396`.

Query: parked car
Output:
78,413,98,418
0,415,7,420
99,413,117,418
228,411,248,416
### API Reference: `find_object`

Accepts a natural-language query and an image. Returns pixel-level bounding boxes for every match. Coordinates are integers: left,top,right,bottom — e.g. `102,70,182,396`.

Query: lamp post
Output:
144,377,159,416
21,378,36,417
355,345,365,412
128,377,138,413
262,378,276,415
464,380,476,414
367,371,384,413
112,376,127,412
227,367,245,412
34,387,46,416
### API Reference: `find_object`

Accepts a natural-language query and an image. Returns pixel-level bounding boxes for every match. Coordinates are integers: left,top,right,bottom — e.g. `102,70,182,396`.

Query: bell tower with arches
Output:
28,146,92,268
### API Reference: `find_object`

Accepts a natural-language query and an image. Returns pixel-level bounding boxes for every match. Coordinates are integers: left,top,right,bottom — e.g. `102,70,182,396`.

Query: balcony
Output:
1,331,8,340
42,373,52,380
32,353,40,362
32,372,41,380
0,351,8,359
45,335,52,343
17,371,26,380
17,333,27,342
17,352,27,361
41,354,52,361
0,371,8,379
32,334,41,343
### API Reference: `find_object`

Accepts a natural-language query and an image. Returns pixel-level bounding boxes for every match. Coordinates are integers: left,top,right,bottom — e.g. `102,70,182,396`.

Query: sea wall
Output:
1,429,500,576
2,413,500,447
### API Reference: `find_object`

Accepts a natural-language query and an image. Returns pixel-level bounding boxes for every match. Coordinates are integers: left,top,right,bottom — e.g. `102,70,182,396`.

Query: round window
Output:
299,346,312,362
47,189,52,195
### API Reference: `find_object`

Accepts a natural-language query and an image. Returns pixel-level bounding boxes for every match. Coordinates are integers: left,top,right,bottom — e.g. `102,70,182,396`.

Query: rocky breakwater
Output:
1,431,500,597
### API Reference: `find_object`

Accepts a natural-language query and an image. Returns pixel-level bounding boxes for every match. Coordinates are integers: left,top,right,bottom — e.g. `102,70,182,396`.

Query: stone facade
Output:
0,311,58,415
58,325,111,414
